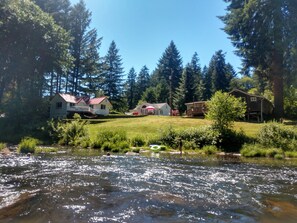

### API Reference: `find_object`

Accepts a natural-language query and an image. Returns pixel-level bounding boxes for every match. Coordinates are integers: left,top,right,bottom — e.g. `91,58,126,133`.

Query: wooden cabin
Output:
229,89,273,121
185,101,207,117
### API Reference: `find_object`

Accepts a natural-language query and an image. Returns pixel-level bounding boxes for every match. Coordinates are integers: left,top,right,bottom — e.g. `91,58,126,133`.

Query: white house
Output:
132,102,171,116
50,93,112,118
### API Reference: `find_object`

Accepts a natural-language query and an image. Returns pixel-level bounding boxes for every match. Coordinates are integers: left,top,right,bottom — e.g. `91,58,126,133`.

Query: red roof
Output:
88,97,106,105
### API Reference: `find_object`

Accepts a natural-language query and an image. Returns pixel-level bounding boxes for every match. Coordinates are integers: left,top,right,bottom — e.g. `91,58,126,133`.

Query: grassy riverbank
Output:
87,116,263,140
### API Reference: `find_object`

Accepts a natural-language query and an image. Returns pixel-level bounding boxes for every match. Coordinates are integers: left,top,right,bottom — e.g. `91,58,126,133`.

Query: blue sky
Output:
70,0,242,75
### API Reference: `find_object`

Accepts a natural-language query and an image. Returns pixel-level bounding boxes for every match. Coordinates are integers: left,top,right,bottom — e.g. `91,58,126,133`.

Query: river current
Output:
0,152,297,223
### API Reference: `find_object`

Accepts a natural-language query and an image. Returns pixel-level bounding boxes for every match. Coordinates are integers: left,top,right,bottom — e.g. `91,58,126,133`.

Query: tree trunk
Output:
273,75,284,118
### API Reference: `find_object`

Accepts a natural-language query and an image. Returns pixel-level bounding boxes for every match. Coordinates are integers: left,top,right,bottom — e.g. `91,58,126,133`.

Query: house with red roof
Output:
131,102,171,116
50,93,112,118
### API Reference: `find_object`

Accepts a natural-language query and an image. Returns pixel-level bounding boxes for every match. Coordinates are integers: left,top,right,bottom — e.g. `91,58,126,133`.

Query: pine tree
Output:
153,41,183,107
101,41,124,110
208,50,233,94
203,66,212,100
221,0,297,117
174,64,196,113
79,28,102,96
67,0,92,95
135,65,150,103
189,52,204,101
125,67,137,109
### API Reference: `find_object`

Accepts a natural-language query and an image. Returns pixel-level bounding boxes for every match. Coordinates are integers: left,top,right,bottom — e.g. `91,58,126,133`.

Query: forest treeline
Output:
1,0,297,138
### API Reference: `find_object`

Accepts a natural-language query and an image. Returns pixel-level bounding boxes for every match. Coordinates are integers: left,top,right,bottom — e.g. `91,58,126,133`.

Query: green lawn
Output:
87,116,264,140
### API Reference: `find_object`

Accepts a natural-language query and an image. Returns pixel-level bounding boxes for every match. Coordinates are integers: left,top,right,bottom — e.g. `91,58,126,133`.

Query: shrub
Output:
218,128,250,152
0,142,6,151
158,126,178,148
47,114,89,147
102,142,113,152
131,136,146,147
132,147,140,153
202,145,219,155
285,151,297,158
274,154,284,159
240,144,267,157
116,141,130,151
206,91,246,131
94,129,128,151
35,147,58,154
147,137,162,146
257,122,297,151
179,126,220,149
18,137,39,154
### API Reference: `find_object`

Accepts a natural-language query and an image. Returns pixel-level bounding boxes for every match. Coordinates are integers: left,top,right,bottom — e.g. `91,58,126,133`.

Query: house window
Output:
56,102,62,109
70,103,75,107
89,105,94,109
250,97,257,102
101,104,106,110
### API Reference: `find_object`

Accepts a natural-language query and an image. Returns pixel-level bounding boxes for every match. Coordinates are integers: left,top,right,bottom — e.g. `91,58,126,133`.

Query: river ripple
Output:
0,153,297,223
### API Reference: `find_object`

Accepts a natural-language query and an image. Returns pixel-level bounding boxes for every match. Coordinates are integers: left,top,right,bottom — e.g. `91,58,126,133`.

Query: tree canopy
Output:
221,0,297,118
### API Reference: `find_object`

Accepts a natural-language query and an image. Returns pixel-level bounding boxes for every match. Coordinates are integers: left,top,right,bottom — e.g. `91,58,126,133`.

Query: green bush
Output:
0,142,6,151
94,129,128,151
218,128,250,152
202,145,219,155
285,151,297,158
257,122,297,151
158,126,178,148
131,136,146,147
240,144,267,157
18,137,39,154
102,142,113,152
179,126,220,148
147,137,162,146
47,114,89,147
35,147,58,154
274,154,284,159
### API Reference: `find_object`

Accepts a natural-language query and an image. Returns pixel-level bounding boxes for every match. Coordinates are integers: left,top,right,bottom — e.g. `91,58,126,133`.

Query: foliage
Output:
125,67,138,109
101,40,124,110
131,136,146,147
284,86,297,119
208,50,234,94
35,147,58,154
47,114,89,146
201,145,219,155
0,142,6,151
93,129,128,153
217,128,250,152
221,0,297,117
257,122,297,151
206,91,246,131
285,151,297,158
240,143,283,158
18,137,39,154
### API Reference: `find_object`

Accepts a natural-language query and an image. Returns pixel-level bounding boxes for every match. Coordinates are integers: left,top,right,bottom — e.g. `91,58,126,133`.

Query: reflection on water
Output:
0,153,297,223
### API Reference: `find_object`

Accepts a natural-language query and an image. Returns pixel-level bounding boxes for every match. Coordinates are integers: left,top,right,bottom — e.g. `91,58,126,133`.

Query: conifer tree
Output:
125,67,137,109
152,41,183,107
136,65,150,103
101,41,124,110
221,0,297,117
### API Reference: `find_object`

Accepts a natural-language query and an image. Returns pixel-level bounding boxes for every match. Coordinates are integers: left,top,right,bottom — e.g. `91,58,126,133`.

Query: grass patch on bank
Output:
87,116,262,140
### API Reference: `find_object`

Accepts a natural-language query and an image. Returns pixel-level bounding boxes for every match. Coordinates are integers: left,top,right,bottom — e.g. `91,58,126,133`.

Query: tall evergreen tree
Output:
203,66,212,100
101,41,124,110
0,0,71,129
174,64,196,113
189,52,204,100
67,0,92,95
135,65,150,103
221,0,297,117
79,28,102,96
125,67,137,109
152,41,183,107
208,50,233,94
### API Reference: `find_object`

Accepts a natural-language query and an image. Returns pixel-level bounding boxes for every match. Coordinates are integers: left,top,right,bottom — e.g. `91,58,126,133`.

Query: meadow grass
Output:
87,116,263,140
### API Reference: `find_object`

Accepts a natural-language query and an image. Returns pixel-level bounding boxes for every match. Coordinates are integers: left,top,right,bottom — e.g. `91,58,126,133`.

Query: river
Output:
1,152,297,223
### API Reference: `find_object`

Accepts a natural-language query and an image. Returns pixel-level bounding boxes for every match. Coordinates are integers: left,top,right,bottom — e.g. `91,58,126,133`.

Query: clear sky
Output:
70,0,242,75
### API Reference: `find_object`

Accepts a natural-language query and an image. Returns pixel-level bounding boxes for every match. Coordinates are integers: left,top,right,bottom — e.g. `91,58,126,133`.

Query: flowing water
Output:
1,152,297,223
